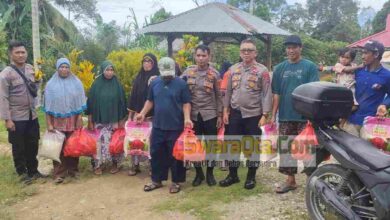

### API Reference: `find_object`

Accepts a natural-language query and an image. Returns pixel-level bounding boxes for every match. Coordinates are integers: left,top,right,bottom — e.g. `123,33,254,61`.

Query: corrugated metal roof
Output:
138,2,290,37
349,14,390,48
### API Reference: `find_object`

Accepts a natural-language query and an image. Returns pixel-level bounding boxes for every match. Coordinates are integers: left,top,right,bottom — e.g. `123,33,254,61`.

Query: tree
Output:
129,7,173,50
52,0,99,21
307,0,361,42
278,3,312,34
148,8,172,25
95,19,120,56
227,0,287,21
359,7,376,38
371,0,390,34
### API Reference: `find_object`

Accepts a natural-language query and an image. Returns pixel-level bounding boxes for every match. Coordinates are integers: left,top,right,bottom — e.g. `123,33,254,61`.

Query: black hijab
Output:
128,53,160,114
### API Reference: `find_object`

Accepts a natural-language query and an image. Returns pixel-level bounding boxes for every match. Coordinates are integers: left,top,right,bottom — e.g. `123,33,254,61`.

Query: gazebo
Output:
138,2,290,69
349,14,390,48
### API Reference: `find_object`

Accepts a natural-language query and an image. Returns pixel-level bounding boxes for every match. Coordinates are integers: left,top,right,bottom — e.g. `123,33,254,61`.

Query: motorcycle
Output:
291,82,390,220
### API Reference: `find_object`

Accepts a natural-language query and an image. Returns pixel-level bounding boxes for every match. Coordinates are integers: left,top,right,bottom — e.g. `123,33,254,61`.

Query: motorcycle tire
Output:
306,164,370,220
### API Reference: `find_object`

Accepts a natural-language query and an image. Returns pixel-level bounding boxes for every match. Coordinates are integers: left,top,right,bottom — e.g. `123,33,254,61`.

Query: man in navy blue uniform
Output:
136,57,193,194
342,40,390,137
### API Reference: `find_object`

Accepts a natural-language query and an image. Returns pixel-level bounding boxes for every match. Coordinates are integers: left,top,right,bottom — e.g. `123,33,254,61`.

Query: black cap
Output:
361,40,385,57
284,35,302,46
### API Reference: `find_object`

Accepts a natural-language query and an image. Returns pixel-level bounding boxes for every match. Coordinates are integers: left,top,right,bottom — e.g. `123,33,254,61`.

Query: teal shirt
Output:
271,59,319,122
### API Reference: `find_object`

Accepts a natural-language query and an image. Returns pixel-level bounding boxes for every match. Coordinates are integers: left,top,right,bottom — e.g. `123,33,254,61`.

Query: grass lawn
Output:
0,110,302,219
0,110,47,144
153,168,271,220
0,110,92,208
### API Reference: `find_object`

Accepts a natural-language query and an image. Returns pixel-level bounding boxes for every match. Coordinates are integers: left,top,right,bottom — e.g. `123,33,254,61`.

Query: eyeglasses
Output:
143,59,153,63
240,48,256,53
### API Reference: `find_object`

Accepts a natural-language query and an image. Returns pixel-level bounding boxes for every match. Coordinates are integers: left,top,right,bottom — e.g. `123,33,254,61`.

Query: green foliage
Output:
106,49,161,94
174,35,200,69
0,0,80,67
277,3,312,34
307,0,360,43
371,0,390,34
227,0,287,21
95,20,120,56
53,0,99,21
129,7,173,50
254,35,347,69
0,32,8,70
148,8,172,25
211,43,240,67
78,39,106,72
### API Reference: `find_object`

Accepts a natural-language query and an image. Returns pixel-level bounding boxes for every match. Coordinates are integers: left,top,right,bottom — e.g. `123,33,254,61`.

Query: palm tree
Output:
31,0,42,106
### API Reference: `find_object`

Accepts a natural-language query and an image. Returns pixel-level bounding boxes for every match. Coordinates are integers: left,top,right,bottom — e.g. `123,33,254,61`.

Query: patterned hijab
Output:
44,58,86,118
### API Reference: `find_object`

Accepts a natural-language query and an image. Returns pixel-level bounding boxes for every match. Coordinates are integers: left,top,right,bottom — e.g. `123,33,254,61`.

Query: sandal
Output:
54,177,64,184
169,183,181,194
110,167,120,174
94,167,103,175
128,165,141,176
144,182,163,192
110,163,120,174
275,183,297,194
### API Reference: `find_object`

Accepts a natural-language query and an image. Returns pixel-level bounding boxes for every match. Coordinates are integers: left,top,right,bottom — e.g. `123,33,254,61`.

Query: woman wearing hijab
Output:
127,53,160,176
86,61,127,175
44,58,86,184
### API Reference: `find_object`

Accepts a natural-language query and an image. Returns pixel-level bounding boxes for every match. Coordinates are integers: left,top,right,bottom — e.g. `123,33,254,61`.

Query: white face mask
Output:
160,70,175,77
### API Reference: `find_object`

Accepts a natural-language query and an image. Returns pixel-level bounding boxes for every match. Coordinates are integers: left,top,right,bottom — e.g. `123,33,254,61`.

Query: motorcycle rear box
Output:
292,82,353,120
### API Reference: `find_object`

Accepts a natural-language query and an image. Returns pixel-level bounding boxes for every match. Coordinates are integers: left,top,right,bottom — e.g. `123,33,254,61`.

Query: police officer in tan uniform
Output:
220,39,272,190
181,45,223,186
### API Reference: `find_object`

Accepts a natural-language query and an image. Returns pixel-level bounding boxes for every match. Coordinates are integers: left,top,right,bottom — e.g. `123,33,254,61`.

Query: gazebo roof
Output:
139,2,290,37
349,14,390,48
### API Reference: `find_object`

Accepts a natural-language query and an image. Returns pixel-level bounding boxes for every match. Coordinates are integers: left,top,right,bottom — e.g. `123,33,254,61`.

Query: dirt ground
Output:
1,143,309,220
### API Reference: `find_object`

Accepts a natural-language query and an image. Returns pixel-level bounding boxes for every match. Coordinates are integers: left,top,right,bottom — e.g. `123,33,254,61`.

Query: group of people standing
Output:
1,35,390,194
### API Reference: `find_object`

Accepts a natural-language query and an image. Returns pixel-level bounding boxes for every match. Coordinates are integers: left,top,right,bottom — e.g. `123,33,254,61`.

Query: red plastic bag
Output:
64,128,98,157
79,129,98,156
109,128,125,155
64,129,82,157
291,121,318,161
173,128,205,162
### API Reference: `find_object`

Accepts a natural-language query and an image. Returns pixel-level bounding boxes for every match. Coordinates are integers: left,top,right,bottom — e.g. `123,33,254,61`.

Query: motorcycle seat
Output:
325,129,390,171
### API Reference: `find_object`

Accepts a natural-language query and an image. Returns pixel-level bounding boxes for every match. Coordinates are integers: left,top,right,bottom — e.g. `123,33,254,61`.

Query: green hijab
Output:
87,61,127,124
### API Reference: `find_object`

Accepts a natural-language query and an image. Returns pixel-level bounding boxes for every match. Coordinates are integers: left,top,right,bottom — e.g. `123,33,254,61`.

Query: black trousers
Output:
150,128,186,183
8,119,40,176
226,109,262,178
193,114,217,167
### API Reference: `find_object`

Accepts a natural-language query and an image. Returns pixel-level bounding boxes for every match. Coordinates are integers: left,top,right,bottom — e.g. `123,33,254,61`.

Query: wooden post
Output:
167,35,174,57
266,35,272,70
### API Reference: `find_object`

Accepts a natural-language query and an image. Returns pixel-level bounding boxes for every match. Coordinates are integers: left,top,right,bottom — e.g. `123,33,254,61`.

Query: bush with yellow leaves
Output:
106,49,160,95
66,49,95,93
174,35,199,70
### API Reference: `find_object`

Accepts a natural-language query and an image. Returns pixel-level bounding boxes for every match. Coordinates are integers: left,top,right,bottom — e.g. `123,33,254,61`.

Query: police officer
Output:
181,44,223,186
220,38,272,190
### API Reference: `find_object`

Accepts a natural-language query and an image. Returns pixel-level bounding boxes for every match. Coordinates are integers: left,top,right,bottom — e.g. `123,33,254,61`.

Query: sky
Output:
52,0,388,28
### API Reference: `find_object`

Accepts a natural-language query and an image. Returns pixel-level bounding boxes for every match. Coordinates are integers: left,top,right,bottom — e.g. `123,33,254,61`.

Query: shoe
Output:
244,179,256,190
30,172,48,180
206,170,216,186
19,174,32,185
219,175,240,187
192,174,205,187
